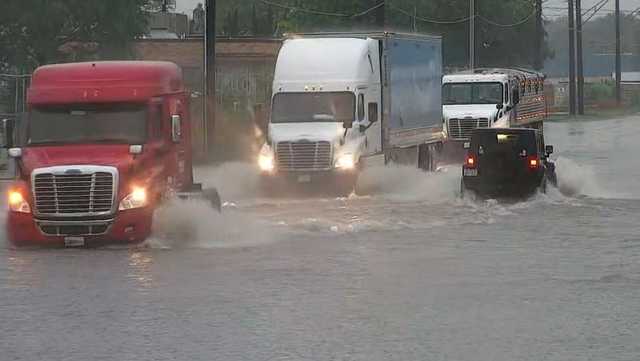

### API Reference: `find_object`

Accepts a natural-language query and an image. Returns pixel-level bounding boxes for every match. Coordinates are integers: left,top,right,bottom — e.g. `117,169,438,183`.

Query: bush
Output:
586,82,614,103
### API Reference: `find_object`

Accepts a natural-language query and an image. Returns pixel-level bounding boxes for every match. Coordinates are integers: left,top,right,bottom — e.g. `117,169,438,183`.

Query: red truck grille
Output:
276,141,332,171
33,168,116,217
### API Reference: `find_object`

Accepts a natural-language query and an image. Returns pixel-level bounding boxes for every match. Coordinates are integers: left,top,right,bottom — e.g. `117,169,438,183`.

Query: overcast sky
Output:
176,0,640,20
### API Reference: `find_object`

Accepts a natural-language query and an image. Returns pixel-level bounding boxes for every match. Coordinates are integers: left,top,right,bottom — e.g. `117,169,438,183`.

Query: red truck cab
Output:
4,61,202,246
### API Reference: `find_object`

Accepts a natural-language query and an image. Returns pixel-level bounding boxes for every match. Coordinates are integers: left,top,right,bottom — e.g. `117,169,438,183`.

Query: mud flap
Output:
177,184,222,212
418,143,442,172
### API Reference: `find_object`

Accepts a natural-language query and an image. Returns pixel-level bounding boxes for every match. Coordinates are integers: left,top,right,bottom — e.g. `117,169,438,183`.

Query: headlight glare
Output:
258,154,274,172
336,154,355,169
119,186,147,210
8,190,30,213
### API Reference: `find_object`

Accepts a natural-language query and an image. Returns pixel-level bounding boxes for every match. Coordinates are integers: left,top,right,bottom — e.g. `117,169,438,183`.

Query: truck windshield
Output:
28,103,147,145
271,92,355,123
443,82,503,105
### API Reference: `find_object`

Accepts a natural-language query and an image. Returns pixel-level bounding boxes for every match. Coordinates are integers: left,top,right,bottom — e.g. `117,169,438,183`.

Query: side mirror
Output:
463,142,471,150
129,145,143,155
496,103,504,110
545,145,554,155
8,148,22,158
171,115,182,142
1,118,15,148
343,119,353,129
368,103,379,123
512,90,520,105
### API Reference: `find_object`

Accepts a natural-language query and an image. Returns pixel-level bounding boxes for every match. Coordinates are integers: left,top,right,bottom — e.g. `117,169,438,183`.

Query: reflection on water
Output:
5,252,42,290
127,251,155,291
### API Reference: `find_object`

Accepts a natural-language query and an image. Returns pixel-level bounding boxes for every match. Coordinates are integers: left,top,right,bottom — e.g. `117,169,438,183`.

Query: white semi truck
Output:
258,32,445,194
442,68,547,142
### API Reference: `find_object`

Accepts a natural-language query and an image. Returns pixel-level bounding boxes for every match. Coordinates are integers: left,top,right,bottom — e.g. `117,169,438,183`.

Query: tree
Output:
545,14,640,77
0,0,151,72
203,0,550,68
145,0,176,12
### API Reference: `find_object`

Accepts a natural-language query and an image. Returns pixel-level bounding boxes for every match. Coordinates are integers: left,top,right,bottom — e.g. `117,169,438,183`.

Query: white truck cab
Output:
259,33,444,194
442,68,546,142
262,37,382,174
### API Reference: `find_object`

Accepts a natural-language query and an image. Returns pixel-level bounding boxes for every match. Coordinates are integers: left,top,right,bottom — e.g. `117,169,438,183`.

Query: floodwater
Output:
2,115,640,361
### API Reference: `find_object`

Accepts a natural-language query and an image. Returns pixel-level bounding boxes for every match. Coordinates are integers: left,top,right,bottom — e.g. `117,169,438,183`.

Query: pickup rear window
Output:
472,131,537,155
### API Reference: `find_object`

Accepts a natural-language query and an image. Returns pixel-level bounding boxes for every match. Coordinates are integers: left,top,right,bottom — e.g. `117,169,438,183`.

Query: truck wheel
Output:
540,177,548,194
418,144,433,172
203,188,222,212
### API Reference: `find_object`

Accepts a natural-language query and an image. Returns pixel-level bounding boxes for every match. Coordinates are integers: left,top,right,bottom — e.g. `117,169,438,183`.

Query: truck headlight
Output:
119,186,147,210
258,154,274,172
336,154,355,170
258,143,275,172
8,189,30,214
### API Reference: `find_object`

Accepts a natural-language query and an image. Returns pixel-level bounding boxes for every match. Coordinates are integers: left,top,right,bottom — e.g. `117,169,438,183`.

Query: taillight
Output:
528,155,540,170
465,153,477,168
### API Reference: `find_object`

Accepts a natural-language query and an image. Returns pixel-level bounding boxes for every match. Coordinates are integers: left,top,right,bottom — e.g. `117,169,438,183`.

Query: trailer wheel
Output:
418,144,432,172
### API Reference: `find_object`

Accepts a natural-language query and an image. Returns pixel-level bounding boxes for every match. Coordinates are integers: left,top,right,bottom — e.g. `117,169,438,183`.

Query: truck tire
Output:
418,144,432,172
203,188,222,212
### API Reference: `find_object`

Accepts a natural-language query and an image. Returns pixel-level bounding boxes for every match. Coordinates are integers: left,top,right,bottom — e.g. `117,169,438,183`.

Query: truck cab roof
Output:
29,61,185,105
274,38,375,87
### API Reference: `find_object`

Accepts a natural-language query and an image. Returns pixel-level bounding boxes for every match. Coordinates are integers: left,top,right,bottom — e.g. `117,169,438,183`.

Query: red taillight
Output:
465,153,477,168
528,155,540,170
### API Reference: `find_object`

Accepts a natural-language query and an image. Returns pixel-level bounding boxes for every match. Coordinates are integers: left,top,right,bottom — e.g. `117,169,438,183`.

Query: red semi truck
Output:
2,61,219,247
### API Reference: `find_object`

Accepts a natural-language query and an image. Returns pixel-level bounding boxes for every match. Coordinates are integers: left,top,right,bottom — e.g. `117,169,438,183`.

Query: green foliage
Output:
215,0,548,68
0,0,151,71
586,82,615,102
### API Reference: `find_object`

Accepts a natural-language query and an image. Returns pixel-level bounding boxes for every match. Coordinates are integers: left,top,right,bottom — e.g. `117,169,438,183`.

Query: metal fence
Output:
0,73,31,120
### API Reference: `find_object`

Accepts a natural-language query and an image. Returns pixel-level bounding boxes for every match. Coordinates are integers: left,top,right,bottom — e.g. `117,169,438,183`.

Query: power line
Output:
256,0,384,19
583,0,610,24
256,0,347,17
388,3,471,24
256,0,557,28
477,11,536,27
351,2,385,18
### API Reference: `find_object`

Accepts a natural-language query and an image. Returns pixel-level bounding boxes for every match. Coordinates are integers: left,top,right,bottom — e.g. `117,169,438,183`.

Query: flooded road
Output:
2,115,640,361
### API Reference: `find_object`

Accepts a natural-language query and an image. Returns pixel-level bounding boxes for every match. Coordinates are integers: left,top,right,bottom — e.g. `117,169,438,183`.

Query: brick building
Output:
133,37,282,160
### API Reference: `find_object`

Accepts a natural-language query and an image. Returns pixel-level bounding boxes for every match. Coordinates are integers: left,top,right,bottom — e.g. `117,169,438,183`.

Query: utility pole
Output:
534,0,543,70
162,0,168,12
576,0,584,115
615,0,622,106
568,0,576,115
204,0,216,154
470,0,475,70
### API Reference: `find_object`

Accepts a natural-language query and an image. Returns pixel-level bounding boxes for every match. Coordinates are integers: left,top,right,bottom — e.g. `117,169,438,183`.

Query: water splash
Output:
554,157,618,199
148,198,277,249
193,162,261,201
356,165,461,203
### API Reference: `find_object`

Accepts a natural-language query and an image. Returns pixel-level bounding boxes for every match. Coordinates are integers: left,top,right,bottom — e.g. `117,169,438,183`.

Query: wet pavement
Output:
2,115,640,361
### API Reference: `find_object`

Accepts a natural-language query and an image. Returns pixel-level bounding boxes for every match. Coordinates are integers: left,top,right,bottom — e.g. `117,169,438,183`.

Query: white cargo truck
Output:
258,32,445,194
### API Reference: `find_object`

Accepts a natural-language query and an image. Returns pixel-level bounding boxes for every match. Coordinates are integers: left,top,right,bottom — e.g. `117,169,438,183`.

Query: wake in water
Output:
554,157,621,199
356,164,461,203
148,198,278,249
194,162,261,201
